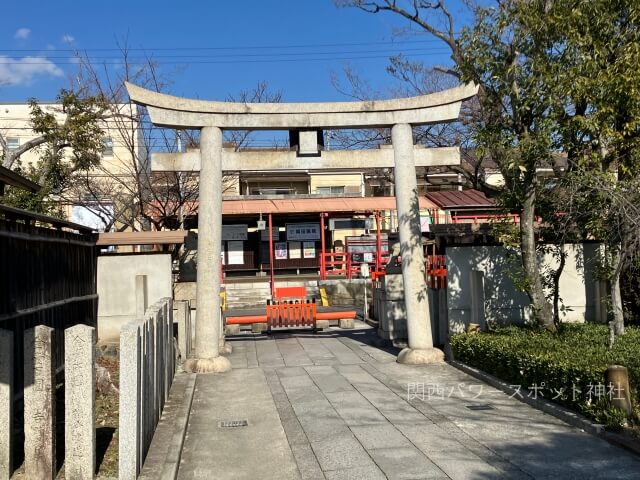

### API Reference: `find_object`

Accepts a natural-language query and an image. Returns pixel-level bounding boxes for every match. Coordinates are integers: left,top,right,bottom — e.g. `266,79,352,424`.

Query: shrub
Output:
450,324,640,425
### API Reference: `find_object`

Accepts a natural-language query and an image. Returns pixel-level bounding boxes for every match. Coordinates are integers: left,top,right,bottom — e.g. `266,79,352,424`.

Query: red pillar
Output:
375,210,382,273
269,213,275,297
320,213,326,280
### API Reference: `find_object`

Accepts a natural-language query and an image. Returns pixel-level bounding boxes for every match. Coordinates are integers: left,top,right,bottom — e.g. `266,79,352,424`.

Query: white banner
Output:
303,242,316,258
289,241,301,259
227,240,244,265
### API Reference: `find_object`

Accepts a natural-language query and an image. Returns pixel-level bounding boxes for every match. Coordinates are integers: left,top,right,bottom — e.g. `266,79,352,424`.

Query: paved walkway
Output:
168,323,640,479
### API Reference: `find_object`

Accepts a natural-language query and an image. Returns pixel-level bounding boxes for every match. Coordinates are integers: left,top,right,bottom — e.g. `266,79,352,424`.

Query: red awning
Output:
221,196,436,215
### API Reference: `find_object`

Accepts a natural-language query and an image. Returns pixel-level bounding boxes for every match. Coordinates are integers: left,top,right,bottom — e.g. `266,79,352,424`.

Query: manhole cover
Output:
219,420,249,428
465,404,495,411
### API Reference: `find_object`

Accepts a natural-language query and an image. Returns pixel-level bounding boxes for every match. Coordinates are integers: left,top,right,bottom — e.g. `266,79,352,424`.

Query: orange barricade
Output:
266,300,317,332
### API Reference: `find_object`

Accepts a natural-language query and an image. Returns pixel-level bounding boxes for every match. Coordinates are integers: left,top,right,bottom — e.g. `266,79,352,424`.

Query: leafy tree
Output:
1,91,107,215
341,0,640,333
68,48,283,234
339,0,559,329
520,0,640,335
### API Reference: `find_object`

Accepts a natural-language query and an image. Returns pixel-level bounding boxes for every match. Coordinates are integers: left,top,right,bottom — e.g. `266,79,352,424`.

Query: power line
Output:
0,37,461,54
0,52,450,66
0,46,451,61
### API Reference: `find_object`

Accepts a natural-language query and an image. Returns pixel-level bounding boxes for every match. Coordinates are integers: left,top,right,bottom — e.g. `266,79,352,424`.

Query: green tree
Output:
1,90,107,215
341,0,640,333
339,0,558,329
520,0,640,335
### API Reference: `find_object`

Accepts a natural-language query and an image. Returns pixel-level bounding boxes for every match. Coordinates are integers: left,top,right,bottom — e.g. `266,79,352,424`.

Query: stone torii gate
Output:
126,82,477,373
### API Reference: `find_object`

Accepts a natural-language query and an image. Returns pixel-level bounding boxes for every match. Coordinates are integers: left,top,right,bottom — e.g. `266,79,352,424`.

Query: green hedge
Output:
450,324,639,426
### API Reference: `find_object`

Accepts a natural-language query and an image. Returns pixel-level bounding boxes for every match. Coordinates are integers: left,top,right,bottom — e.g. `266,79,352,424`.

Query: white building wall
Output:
446,244,604,333
0,102,141,171
310,172,362,195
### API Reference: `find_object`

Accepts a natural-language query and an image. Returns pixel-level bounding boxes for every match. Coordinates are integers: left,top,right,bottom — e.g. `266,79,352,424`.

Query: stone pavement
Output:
168,322,640,479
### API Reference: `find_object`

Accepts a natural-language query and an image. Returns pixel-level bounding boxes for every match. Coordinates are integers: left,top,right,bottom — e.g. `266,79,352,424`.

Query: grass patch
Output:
450,324,640,430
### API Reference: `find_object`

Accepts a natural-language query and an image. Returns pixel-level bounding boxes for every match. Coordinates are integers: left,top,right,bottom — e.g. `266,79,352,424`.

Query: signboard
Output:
420,215,431,233
289,241,301,259
227,241,244,265
257,220,266,230
329,217,374,231
261,228,280,241
275,242,288,260
286,223,320,241
303,242,316,258
222,224,248,241
360,263,370,278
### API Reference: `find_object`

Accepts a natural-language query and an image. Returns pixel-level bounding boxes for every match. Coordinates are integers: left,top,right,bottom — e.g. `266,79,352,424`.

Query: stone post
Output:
0,329,13,479
606,365,633,415
176,300,191,361
64,325,96,480
219,306,232,354
135,274,148,318
120,323,141,479
184,126,231,373
391,123,443,364
24,325,56,479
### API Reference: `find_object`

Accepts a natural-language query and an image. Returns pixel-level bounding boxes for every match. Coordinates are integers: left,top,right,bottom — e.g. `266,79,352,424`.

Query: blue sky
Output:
1,0,472,103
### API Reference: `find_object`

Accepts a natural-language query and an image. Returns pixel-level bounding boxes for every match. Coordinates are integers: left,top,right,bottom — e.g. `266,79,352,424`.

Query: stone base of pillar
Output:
219,340,233,355
183,356,231,373
397,347,444,365
316,320,330,330
339,318,355,329
251,323,268,333
225,324,241,335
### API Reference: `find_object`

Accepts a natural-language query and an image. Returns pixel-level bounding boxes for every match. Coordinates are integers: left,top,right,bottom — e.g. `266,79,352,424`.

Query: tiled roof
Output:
424,189,495,209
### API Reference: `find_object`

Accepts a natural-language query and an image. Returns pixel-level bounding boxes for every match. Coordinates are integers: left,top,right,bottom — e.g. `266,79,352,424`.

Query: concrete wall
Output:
97,253,172,344
446,244,604,333
319,279,372,306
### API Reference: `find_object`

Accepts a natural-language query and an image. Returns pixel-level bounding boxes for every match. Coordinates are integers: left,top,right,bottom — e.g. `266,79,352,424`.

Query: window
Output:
316,186,345,195
102,137,113,156
249,187,293,195
6,137,19,151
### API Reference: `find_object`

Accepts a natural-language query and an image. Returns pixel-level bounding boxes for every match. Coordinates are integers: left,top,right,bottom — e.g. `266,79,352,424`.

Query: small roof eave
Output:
0,165,41,193
97,230,188,246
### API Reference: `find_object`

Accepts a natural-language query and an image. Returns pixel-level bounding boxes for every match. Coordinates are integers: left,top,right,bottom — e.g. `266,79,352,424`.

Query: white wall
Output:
97,253,172,344
447,244,604,333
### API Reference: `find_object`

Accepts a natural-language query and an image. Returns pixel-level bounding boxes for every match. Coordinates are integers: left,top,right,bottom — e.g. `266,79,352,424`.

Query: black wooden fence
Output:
0,205,98,394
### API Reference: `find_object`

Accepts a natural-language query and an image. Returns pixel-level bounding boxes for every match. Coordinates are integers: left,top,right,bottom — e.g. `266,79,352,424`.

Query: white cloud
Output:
61,34,75,45
0,56,64,86
14,28,31,40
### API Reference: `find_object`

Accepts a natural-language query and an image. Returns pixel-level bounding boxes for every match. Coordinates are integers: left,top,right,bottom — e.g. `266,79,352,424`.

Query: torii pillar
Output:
126,82,478,372
190,126,231,372
392,123,441,363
